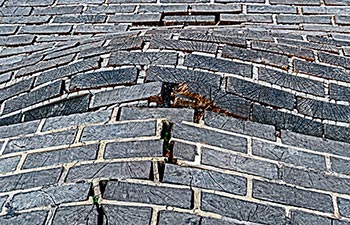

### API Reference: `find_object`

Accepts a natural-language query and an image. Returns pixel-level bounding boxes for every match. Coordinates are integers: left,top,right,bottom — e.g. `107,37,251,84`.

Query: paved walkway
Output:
0,0,350,224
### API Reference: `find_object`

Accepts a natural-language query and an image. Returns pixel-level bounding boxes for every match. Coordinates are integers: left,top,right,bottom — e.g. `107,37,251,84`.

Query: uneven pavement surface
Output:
1,0,350,224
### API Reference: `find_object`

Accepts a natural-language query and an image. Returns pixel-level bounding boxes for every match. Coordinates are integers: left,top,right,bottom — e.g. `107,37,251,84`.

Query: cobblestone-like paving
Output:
1,0,350,224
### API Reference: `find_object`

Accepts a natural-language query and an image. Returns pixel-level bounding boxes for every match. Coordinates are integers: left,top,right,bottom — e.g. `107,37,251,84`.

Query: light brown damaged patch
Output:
173,82,244,121
148,95,163,105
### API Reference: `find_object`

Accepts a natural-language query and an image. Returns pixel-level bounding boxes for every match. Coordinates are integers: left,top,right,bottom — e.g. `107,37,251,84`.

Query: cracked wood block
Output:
0,35,35,47
108,52,178,66
163,164,247,195
5,0,54,6
138,5,188,13
303,6,350,14
80,120,159,142
146,66,221,91
2,80,62,114
252,180,333,213
172,141,198,162
227,77,295,110
104,180,193,209
338,198,350,218
42,41,104,61
294,59,350,82
0,156,21,173
222,45,289,69
204,111,276,140
0,196,6,209
191,4,241,13
0,120,40,139
74,24,128,34
104,139,164,159
163,15,216,25
281,130,350,157
180,33,247,47
247,5,297,13
108,14,161,24
0,168,62,192
0,25,17,35
32,5,84,15
0,113,22,126
3,129,77,154
324,0,350,5
23,94,91,122
0,55,24,66
0,16,51,25
22,144,99,169
329,84,350,102
66,161,152,181
252,139,326,170
251,41,314,60
281,166,350,194
52,205,99,225
278,38,340,53
42,109,112,132
214,0,264,3
119,107,195,123
19,25,73,34
276,15,331,24
15,54,75,78
91,81,163,108
0,7,32,16
0,55,43,75
85,5,135,13
184,54,252,77
330,157,350,176
202,192,289,225
0,78,34,102
161,0,209,3
269,0,320,5
258,67,324,96
158,211,201,225
78,38,143,58
9,183,91,211
173,123,248,153
69,67,138,91
0,211,49,225
202,147,279,179
103,205,152,225
325,124,350,143
209,92,252,119
318,52,350,69
220,14,273,24
149,39,218,53
213,29,275,41
35,56,100,85
252,104,324,137
331,45,350,58
56,0,104,3
336,15,350,25
290,211,338,225
53,15,107,23
296,97,350,122
310,34,350,46
158,211,248,225
0,72,11,84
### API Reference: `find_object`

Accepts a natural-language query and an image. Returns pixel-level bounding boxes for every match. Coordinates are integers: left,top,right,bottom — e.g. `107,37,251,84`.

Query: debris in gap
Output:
89,182,107,225
161,120,175,163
